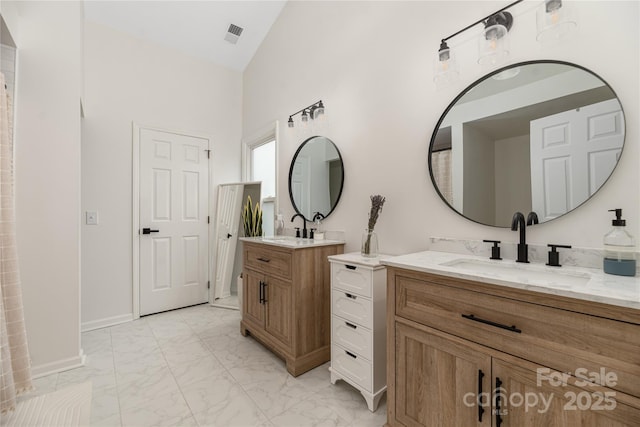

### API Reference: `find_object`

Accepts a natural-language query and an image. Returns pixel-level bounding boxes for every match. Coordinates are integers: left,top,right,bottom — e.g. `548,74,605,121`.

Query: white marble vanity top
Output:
240,236,345,249
327,252,393,269
382,251,640,310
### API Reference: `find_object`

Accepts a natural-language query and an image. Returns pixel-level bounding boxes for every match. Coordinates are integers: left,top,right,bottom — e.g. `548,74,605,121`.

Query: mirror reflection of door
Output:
291,155,311,217
214,184,243,301
530,98,624,222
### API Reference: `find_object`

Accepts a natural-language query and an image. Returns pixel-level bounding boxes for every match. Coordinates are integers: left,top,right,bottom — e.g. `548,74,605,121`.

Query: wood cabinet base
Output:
386,267,640,427
240,241,343,378
241,319,330,376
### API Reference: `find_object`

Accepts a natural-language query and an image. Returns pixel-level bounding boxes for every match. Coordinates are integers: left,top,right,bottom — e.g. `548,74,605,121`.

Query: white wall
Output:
243,1,639,255
81,22,242,327
463,125,495,225
495,134,531,226
1,1,83,375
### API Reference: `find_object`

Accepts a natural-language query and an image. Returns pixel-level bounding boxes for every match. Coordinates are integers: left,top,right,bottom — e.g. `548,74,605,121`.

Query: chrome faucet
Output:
511,211,529,263
291,213,307,238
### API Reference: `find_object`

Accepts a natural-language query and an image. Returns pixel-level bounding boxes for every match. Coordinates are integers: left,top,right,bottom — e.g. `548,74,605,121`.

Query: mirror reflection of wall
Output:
289,136,344,221
429,61,625,227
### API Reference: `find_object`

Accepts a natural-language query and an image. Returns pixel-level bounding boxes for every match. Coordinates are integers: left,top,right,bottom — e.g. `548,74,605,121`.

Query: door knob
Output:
142,228,159,234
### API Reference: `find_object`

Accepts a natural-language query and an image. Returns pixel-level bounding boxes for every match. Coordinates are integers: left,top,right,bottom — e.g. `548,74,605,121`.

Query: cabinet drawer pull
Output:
461,314,521,333
345,293,356,300
257,257,270,263
345,322,357,329
345,264,357,270
345,350,357,359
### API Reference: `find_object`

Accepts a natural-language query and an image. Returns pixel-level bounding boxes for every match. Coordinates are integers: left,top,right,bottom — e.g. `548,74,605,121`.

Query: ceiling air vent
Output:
224,24,244,44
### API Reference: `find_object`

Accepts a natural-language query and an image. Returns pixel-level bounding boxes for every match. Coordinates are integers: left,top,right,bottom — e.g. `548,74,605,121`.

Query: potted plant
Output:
242,195,263,237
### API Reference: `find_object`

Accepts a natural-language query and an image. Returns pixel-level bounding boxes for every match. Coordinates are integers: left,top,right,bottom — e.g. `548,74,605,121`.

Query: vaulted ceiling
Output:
84,1,287,71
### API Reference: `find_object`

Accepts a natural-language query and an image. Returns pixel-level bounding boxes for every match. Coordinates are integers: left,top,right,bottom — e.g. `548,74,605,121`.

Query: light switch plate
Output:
86,211,98,225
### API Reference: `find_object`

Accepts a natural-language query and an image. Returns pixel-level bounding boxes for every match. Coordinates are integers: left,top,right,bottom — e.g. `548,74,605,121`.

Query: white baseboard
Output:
32,350,86,379
81,313,133,332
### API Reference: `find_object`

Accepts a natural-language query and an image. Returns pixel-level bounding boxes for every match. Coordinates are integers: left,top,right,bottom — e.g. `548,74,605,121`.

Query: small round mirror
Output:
428,60,625,227
289,136,344,221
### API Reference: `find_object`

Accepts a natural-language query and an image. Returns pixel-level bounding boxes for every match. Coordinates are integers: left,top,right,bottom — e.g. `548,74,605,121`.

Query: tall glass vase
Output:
361,228,379,258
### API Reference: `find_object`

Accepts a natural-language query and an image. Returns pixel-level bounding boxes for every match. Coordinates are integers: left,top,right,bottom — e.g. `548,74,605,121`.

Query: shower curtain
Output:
431,150,453,206
0,73,33,414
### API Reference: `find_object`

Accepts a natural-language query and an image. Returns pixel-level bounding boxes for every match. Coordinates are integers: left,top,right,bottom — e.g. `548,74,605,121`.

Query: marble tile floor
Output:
22,305,387,427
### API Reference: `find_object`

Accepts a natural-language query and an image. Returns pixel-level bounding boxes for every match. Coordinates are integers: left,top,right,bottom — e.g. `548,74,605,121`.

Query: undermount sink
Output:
441,258,591,287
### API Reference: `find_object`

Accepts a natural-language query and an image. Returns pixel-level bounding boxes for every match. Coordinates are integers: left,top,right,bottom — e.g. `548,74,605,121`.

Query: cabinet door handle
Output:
259,281,264,304
345,321,357,329
495,377,503,427
478,370,485,422
345,293,356,300
262,282,268,304
345,264,357,270
345,350,357,359
257,257,270,263
461,314,521,333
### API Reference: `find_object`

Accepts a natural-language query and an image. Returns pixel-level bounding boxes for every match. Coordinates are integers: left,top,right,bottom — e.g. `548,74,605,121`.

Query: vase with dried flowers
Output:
361,194,385,257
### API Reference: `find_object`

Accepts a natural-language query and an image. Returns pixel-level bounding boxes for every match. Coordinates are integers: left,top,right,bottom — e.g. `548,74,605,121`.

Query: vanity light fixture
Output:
288,100,325,128
536,0,577,43
434,40,459,85
434,0,523,84
477,11,513,66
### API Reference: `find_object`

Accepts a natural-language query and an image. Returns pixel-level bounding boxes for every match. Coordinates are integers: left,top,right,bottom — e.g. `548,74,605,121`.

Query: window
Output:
250,139,275,199
243,123,278,236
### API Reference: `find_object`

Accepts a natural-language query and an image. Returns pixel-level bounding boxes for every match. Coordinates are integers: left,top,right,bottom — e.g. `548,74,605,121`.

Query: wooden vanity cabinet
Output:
386,268,640,427
240,241,343,376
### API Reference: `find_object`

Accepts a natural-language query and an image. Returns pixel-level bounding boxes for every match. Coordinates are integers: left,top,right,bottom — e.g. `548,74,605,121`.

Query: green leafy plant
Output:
242,195,263,237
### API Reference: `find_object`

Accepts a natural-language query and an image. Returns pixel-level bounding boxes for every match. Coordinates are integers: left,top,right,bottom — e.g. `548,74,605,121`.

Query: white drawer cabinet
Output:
328,253,387,412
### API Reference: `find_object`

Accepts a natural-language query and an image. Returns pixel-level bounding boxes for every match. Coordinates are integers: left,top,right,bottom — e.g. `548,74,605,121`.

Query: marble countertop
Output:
327,252,393,268
381,251,640,310
240,236,345,249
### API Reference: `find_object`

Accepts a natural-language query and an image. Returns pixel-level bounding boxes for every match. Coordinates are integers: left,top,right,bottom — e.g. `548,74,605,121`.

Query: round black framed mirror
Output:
288,136,344,221
428,60,625,228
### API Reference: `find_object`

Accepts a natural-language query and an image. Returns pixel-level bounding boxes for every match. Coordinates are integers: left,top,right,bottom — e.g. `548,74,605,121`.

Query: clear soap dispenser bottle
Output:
603,208,636,276
275,213,285,236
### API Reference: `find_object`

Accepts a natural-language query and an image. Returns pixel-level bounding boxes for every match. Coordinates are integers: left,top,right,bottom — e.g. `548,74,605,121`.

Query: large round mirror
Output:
429,60,625,227
289,136,344,221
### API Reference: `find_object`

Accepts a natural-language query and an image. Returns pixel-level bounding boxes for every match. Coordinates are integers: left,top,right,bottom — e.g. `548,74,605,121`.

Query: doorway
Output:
134,126,211,316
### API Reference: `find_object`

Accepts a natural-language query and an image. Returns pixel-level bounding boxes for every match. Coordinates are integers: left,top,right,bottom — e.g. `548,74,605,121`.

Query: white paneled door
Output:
214,183,243,300
139,128,210,316
530,98,624,222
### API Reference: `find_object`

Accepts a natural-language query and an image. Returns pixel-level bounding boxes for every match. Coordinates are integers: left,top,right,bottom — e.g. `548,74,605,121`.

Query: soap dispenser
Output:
603,209,636,276
312,212,325,240
275,213,285,236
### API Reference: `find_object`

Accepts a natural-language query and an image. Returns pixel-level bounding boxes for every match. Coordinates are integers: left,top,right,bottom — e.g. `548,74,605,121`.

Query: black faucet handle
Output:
295,227,301,238
309,228,315,239
483,240,502,260
546,244,572,267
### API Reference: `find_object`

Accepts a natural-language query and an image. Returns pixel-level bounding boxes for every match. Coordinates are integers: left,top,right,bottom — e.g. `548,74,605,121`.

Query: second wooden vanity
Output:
383,252,640,427
240,237,344,376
